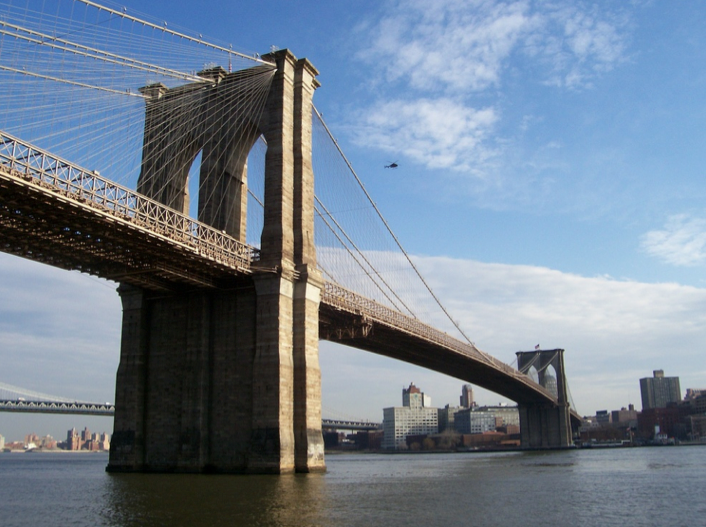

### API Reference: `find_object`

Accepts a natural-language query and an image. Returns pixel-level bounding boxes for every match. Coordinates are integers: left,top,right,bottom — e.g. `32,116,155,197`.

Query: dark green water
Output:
1,447,704,526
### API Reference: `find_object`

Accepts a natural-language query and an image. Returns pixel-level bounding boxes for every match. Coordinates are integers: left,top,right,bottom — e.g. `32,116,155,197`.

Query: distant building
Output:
64,427,110,451
638,406,691,440
611,404,638,426
383,383,438,450
687,415,706,440
439,386,476,432
685,388,706,401
596,410,611,425
24,433,40,448
402,382,432,408
687,394,706,415
455,408,496,434
610,404,637,427
67,428,81,450
460,385,474,408
438,405,462,433
454,405,519,435
640,370,681,410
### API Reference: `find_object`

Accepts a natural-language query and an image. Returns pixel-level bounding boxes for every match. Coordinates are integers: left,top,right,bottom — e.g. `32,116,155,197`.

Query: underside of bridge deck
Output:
320,304,547,405
0,165,256,291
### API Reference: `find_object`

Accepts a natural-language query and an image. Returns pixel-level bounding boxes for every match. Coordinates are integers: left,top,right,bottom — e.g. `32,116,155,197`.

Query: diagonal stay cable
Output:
314,196,413,316
76,0,270,65
314,199,408,314
313,105,479,350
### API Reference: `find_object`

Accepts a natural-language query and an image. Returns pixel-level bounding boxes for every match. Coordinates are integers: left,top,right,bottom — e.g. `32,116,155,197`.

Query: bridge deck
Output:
0,132,259,291
321,285,562,406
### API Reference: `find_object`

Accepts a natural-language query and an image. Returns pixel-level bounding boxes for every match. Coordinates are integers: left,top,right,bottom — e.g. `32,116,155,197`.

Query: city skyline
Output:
1,371,701,443
3,1,706,437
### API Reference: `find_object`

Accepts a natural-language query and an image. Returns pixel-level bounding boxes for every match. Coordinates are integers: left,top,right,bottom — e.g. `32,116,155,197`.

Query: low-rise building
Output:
454,405,519,434
611,404,638,425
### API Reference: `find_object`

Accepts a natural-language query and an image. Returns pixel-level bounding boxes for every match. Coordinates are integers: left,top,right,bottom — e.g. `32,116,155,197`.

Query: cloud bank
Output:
324,254,706,418
3,245,703,432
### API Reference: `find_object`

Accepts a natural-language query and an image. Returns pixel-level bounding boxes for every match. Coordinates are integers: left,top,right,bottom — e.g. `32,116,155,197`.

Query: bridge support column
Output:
108,49,323,474
293,267,325,472
518,402,572,449
292,56,325,473
108,284,260,473
108,285,148,471
516,349,573,449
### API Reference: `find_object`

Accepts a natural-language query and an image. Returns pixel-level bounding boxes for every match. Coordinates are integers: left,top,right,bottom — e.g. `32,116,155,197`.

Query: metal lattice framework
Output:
0,397,381,427
0,131,260,289
321,419,381,431
0,399,115,416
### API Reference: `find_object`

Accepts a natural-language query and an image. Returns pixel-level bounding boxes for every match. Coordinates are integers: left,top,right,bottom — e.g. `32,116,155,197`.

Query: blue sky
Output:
2,0,706,439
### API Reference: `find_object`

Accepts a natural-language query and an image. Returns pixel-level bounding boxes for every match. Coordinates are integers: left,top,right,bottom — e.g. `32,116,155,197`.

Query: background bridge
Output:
0,381,380,430
0,0,578,472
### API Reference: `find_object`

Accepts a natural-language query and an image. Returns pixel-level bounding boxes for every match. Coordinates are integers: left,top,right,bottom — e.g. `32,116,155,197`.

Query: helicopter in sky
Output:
384,161,399,169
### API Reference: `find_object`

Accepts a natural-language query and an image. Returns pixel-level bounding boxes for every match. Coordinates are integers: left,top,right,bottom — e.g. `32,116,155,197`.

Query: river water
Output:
1,447,705,526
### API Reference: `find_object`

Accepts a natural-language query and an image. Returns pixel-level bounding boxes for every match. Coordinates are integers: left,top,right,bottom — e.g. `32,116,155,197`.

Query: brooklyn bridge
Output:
0,0,580,473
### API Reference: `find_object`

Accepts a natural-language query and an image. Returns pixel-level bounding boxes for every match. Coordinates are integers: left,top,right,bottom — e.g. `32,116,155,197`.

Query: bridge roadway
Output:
0,400,381,431
0,131,579,424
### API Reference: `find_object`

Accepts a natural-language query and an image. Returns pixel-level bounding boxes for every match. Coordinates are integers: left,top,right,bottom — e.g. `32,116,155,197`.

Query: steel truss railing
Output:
0,131,258,273
321,418,381,431
0,399,115,416
323,280,555,397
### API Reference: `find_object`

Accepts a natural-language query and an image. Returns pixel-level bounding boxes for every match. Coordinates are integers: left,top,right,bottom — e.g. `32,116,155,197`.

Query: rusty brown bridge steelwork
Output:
0,50,579,474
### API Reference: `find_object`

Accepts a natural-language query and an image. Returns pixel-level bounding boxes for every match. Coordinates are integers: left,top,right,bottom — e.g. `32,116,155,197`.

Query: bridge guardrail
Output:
0,131,258,273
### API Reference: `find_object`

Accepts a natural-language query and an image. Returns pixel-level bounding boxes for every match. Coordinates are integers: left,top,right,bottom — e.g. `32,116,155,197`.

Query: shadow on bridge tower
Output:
107,50,325,474
515,349,573,449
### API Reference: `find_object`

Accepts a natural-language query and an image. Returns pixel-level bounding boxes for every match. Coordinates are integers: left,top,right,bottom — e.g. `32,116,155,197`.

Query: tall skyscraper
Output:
640,370,681,410
460,384,474,408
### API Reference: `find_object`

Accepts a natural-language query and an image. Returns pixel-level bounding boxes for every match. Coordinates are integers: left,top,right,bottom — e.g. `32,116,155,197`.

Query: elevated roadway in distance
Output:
321,419,381,431
0,399,378,431
0,399,115,416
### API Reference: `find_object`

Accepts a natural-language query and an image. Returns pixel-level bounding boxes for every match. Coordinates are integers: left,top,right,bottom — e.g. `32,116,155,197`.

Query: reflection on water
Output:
103,471,327,527
2,448,706,527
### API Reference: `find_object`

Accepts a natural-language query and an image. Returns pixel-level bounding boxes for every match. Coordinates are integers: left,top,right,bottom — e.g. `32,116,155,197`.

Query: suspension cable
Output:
313,105,479,350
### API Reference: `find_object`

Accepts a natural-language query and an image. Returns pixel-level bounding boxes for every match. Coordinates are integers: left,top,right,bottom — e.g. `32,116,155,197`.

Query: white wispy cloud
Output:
641,214,706,266
528,2,631,88
351,0,634,177
361,0,537,94
351,97,498,172
361,0,631,93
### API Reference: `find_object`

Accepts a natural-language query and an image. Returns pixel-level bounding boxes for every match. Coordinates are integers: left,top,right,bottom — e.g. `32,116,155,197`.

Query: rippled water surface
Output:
1,447,705,526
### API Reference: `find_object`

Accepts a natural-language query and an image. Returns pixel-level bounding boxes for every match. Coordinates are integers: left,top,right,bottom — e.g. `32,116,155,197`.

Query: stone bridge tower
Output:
107,50,324,474
515,348,573,449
